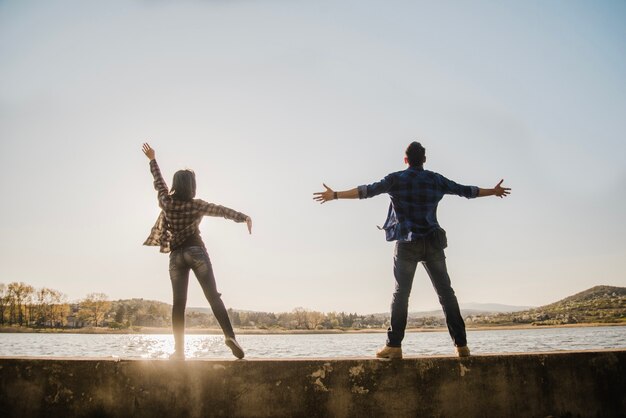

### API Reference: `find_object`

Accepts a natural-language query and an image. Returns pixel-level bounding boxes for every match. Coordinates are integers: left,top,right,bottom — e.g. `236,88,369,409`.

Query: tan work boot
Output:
376,345,403,359
455,346,471,357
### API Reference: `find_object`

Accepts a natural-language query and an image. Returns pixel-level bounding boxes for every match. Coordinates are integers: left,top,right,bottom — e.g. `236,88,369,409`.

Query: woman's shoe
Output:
225,337,245,359
169,351,185,361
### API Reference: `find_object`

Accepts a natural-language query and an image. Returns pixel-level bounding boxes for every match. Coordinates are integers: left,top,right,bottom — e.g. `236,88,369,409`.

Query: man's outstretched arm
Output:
313,183,359,204
314,175,395,204
477,179,511,198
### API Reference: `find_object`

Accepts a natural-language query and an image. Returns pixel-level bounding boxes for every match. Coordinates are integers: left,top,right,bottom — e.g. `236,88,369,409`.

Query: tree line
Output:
0,281,394,330
1,281,461,330
0,282,112,328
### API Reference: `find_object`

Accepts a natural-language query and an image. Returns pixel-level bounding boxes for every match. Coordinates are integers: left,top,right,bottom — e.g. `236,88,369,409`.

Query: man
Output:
313,141,510,358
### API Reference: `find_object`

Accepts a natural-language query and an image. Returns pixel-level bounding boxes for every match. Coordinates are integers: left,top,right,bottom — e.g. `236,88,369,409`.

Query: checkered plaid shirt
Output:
143,159,248,253
358,166,478,241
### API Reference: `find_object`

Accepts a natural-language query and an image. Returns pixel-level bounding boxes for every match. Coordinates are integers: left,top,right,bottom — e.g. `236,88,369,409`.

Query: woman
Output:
142,143,252,360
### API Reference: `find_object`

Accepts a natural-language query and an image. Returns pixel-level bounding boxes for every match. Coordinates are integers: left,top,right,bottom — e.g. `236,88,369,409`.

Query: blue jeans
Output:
169,246,235,351
387,239,467,348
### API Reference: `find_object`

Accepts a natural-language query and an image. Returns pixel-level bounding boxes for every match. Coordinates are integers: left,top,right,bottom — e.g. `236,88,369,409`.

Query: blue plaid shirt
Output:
358,166,479,241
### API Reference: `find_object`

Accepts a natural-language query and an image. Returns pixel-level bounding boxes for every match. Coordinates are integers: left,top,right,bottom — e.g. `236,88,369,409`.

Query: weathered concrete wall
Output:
1,350,624,418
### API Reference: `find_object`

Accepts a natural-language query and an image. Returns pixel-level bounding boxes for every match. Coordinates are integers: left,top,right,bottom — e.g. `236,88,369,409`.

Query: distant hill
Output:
373,303,535,320
544,285,626,309
466,285,626,326
108,286,625,329
461,302,533,313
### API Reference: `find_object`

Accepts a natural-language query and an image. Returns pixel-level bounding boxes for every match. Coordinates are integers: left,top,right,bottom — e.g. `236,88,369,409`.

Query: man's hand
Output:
494,179,511,198
142,143,155,161
478,179,511,198
313,183,335,204
246,216,253,234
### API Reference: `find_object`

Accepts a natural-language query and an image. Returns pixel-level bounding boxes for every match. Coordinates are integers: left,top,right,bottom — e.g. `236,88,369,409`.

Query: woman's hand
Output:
246,216,253,235
142,143,155,161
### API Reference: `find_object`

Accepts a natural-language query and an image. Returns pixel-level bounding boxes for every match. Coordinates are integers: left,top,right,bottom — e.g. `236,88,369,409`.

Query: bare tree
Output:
33,288,69,327
0,284,8,326
79,293,112,327
47,289,68,327
52,301,70,327
7,282,35,326
34,288,50,327
306,310,325,330
292,307,309,329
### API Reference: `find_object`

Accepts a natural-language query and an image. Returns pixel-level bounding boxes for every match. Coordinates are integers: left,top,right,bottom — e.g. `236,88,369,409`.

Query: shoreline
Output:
0,322,624,335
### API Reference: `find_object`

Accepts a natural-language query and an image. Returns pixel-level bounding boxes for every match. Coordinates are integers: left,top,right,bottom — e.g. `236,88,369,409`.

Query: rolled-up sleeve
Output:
149,160,170,207
359,174,395,199
439,174,478,199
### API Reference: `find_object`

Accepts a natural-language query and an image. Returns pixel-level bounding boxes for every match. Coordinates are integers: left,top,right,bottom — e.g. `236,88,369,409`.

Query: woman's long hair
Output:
170,169,196,201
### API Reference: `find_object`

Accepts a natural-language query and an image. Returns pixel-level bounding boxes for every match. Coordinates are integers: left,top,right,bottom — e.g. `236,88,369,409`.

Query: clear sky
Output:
1,0,625,313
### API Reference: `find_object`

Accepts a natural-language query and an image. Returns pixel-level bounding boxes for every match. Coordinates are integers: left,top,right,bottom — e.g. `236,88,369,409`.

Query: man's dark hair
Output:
171,169,196,201
405,141,426,167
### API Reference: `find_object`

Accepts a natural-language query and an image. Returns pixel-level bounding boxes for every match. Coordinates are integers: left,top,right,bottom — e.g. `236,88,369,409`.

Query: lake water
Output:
1,326,625,359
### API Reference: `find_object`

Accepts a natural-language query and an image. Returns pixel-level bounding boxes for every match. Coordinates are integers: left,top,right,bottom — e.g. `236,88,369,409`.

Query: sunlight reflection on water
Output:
1,326,624,359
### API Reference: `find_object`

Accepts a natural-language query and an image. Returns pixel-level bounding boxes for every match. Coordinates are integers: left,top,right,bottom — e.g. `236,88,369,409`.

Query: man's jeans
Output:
387,239,467,348
169,246,235,351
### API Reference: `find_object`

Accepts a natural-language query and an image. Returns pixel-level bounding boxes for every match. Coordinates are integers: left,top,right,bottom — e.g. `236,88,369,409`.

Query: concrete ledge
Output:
1,350,625,418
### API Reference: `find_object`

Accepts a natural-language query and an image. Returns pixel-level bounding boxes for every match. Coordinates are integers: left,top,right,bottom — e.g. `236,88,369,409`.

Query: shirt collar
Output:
408,165,424,172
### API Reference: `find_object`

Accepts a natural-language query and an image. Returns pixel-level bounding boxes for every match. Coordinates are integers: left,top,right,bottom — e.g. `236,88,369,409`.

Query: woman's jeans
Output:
387,239,467,348
169,246,235,351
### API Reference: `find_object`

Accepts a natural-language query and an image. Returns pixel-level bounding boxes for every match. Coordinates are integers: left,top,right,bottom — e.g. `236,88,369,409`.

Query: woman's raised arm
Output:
142,143,169,204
